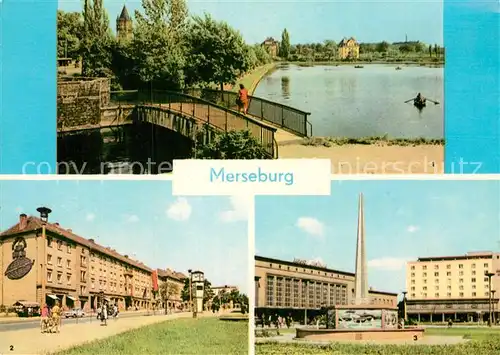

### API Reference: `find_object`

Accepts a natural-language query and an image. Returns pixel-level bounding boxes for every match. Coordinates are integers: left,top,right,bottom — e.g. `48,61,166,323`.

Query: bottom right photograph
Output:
254,179,500,355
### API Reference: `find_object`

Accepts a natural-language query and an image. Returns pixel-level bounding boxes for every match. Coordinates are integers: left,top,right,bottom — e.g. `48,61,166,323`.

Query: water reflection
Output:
281,76,290,100
57,122,193,174
253,64,444,138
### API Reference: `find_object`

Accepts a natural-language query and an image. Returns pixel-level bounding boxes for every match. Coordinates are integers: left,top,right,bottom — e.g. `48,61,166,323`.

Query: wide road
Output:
0,310,161,332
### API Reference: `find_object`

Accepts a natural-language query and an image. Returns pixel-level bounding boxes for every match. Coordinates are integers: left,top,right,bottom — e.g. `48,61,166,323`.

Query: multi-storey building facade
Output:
255,256,397,321
338,37,360,60
406,251,500,322
0,214,186,312
156,268,186,311
261,37,279,58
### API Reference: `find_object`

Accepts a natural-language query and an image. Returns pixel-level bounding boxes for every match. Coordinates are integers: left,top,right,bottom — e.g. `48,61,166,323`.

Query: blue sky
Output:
58,0,443,45
255,180,500,297
0,180,249,293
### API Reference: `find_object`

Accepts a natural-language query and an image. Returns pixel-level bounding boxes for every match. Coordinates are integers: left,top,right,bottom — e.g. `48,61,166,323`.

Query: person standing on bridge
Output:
237,84,249,115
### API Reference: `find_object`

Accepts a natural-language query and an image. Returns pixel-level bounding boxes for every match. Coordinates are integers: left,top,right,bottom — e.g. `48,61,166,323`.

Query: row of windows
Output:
411,270,484,277
47,237,150,280
410,291,491,298
266,275,348,308
411,277,490,285
412,284,489,292
267,263,350,280
410,262,490,271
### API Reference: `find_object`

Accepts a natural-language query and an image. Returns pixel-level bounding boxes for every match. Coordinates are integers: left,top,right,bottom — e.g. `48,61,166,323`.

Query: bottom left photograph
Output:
0,180,249,355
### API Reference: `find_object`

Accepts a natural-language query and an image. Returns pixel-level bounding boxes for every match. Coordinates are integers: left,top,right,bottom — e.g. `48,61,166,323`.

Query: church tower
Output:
116,5,133,42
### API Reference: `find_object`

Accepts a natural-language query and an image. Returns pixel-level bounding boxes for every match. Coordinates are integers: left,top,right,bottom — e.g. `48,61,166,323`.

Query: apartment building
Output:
406,251,500,322
255,256,397,321
0,213,184,312
156,268,187,311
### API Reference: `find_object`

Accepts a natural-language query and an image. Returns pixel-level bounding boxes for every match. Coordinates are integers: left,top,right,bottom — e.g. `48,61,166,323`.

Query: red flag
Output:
152,270,159,292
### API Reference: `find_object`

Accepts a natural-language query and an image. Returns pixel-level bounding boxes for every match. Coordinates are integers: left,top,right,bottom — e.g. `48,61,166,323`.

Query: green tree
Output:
185,14,251,91
279,28,291,59
57,11,83,59
252,44,272,65
80,0,113,76
195,130,270,159
375,41,390,53
159,280,180,314
131,0,188,90
428,44,432,57
434,44,439,57
323,40,337,61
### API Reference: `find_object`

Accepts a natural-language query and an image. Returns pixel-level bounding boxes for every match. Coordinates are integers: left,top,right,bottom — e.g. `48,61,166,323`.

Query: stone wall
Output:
57,77,111,129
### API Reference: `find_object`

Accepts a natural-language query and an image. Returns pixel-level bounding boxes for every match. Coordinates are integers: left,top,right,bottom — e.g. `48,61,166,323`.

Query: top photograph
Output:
56,0,444,175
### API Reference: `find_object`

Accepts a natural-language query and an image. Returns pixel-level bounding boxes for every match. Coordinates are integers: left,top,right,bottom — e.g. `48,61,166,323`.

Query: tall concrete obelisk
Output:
354,193,369,304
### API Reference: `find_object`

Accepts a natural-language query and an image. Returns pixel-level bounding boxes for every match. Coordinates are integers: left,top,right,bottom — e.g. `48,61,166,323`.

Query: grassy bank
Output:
232,63,277,94
302,136,444,147
257,328,500,355
53,317,248,355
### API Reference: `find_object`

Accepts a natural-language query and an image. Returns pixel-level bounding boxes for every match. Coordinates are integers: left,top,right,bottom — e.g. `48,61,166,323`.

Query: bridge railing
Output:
110,90,277,158
185,88,312,137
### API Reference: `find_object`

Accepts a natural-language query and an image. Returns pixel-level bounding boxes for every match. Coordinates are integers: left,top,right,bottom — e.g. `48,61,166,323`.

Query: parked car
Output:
64,308,85,318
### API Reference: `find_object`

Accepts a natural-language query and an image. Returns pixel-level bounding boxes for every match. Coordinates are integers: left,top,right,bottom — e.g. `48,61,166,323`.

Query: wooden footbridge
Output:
58,89,311,158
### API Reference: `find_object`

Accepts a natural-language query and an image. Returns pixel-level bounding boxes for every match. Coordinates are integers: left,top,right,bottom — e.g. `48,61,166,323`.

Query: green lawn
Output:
233,63,276,94
256,328,500,355
54,318,248,355
425,326,500,341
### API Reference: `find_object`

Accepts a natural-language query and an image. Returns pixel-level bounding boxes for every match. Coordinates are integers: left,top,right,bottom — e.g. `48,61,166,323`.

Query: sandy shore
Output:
278,144,444,174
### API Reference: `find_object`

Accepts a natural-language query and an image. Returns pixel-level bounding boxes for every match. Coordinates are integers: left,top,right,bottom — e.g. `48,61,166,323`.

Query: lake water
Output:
57,122,192,174
253,64,444,139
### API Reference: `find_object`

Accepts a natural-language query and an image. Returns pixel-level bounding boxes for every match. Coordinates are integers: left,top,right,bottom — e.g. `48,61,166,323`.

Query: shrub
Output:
195,130,270,159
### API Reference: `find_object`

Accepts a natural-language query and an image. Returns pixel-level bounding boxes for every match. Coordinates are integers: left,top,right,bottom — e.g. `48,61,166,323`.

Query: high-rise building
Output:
406,251,500,322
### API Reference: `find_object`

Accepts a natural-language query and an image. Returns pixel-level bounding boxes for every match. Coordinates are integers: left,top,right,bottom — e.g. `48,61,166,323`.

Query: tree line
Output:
58,0,273,91
274,28,444,62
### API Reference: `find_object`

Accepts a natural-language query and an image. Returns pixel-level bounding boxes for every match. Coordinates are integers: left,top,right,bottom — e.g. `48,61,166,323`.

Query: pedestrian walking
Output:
51,301,62,333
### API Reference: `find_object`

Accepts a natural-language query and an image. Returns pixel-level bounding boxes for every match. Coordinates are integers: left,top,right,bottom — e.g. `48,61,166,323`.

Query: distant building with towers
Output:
116,5,133,42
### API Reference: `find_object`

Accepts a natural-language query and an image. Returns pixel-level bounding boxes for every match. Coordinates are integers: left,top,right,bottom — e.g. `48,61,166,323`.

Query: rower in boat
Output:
414,93,426,108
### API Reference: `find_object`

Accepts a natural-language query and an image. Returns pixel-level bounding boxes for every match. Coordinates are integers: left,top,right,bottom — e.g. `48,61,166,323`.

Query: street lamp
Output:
402,291,408,323
37,207,52,307
188,269,193,315
492,290,497,325
486,271,495,327
37,207,52,225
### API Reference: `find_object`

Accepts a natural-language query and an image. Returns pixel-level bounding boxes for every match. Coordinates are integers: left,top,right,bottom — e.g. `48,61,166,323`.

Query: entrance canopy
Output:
13,301,39,308
47,294,58,300
66,296,76,301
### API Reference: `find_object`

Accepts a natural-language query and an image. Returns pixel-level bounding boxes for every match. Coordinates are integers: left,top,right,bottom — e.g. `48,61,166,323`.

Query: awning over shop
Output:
66,296,76,301
47,294,58,300
104,297,111,302
13,301,40,308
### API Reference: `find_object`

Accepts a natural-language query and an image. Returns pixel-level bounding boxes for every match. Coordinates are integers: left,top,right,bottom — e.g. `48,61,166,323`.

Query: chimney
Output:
124,255,128,258
19,214,28,231
89,238,95,243
54,222,60,226
67,229,72,233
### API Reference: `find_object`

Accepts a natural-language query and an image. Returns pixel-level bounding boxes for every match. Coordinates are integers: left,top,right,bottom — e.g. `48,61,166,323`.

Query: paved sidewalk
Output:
0,311,221,354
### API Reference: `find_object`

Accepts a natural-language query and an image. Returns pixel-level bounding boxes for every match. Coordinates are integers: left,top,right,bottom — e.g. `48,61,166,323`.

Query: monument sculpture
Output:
296,193,425,341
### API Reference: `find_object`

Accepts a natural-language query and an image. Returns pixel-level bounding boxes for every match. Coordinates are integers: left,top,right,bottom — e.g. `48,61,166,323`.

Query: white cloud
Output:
125,214,140,223
219,195,250,223
296,217,324,237
368,257,411,271
85,213,96,222
407,225,419,233
166,198,192,221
